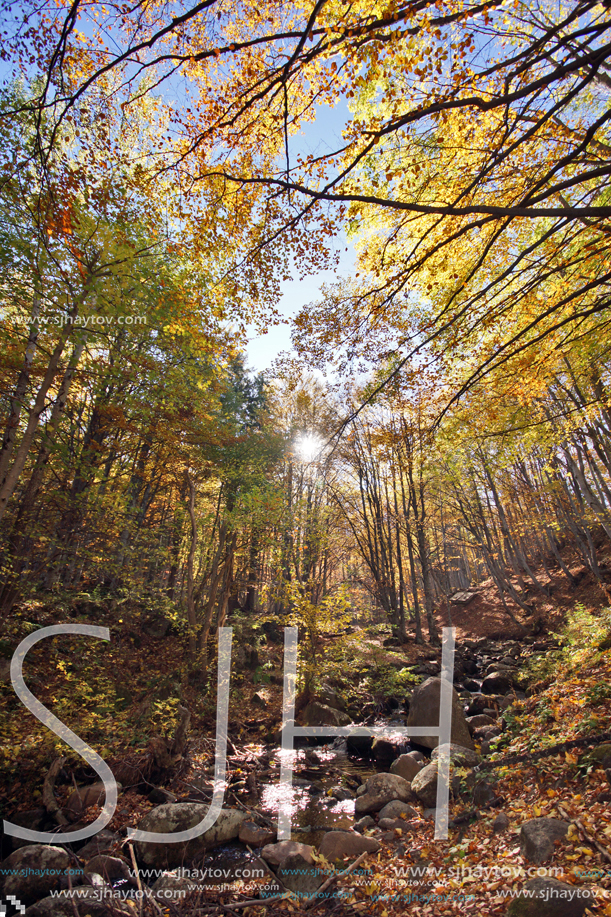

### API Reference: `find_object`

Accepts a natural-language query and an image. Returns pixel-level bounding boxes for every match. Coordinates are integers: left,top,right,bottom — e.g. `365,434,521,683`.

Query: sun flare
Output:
294,432,322,462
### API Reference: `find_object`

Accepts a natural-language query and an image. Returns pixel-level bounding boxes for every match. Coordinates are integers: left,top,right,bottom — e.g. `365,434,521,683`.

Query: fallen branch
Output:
128,844,144,917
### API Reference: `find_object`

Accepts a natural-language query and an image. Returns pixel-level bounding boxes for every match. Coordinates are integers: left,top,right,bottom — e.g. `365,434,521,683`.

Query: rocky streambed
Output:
1,634,572,914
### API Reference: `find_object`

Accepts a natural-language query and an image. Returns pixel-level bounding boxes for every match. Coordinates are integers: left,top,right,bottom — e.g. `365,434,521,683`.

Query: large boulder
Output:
319,831,380,862
302,702,351,728
0,844,70,904
507,878,593,916
134,804,247,869
410,764,439,808
354,773,415,816
519,818,570,864
406,678,474,750
390,753,424,782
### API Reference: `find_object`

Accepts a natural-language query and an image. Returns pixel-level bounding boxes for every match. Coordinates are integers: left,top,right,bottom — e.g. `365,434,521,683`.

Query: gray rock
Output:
65,782,119,822
481,672,513,694
354,773,414,816
474,724,501,741
371,737,402,762
330,786,354,801
431,743,480,767
378,800,418,820
261,840,314,868
353,816,376,833
378,818,409,830
390,754,424,782
134,804,247,869
76,830,119,861
485,663,516,676
507,877,593,916
277,853,324,897
302,702,351,728
472,779,497,807
82,872,106,889
580,743,611,770
317,686,346,711
407,750,426,763
84,855,130,882
6,809,48,851
25,898,75,917
466,714,496,733
319,831,380,862
151,871,199,898
463,678,481,692
410,764,439,808
492,812,510,833
406,678,474,750
467,694,498,716
520,818,570,864
0,844,70,904
239,821,276,847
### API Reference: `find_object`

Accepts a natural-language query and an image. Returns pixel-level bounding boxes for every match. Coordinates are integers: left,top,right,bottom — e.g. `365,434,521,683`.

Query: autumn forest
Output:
1,1,611,915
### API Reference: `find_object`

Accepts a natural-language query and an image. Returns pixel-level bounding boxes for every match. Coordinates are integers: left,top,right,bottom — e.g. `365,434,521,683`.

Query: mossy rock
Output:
580,743,611,769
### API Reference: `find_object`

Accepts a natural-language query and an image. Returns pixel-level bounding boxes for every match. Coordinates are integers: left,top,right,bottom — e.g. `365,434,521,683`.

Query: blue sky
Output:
246,95,356,373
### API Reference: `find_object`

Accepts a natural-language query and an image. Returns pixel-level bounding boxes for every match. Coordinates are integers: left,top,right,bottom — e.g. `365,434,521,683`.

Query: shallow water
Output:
257,731,413,846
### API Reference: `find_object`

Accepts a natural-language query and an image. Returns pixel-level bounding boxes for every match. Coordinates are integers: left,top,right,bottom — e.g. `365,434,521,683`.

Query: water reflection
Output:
258,745,377,847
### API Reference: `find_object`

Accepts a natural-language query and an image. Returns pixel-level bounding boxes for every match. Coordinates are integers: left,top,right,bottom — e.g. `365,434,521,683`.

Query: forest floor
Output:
1,549,611,915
